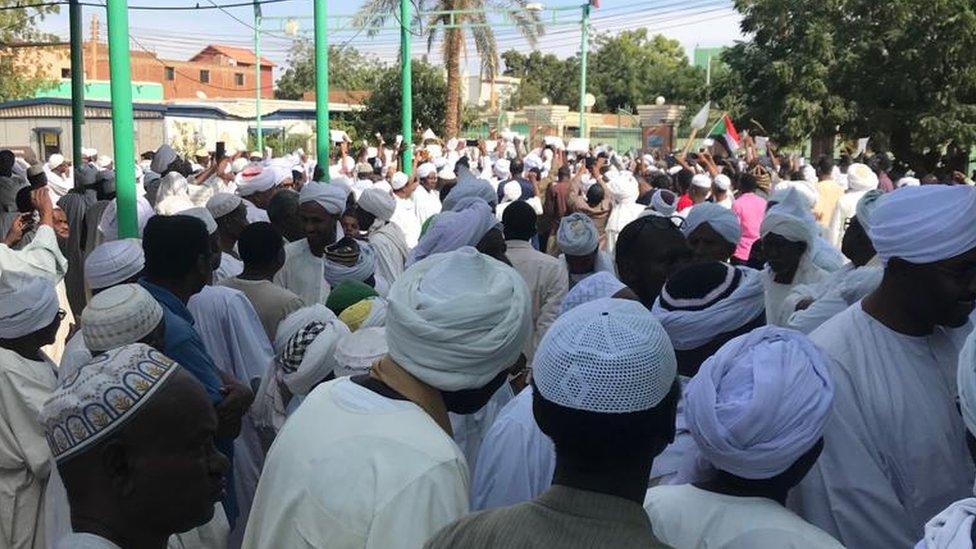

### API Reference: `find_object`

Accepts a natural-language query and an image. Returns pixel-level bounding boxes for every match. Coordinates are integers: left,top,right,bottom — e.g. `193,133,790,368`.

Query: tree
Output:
500,50,578,109
0,2,59,101
275,40,386,100
715,0,976,172
354,0,543,138
354,60,447,140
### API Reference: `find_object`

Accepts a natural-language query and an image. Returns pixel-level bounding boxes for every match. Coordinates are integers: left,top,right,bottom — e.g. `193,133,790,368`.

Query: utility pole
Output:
69,0,84,175
314,0,330,179
400,0,413,173
106,0,137,238
254,0,263,153
578,2,590,139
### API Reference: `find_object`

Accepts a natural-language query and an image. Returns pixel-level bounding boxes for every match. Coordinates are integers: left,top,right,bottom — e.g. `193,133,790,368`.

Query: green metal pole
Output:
400,0,413,174
69,0,84,177
106,0,137,238
578,2,590,138
255,10,263,153
314,0,330,180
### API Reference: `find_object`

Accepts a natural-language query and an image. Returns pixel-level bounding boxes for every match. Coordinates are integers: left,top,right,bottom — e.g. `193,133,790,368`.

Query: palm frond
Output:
470,11,498,81
484,0,544,46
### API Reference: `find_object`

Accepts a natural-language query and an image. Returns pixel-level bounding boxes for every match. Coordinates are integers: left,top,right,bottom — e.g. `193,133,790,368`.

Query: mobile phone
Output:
465,139,478,147
215,142,226,160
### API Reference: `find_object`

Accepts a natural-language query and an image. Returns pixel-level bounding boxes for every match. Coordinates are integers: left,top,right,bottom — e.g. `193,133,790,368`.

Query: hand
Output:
3,213,28,246
952,171,967,184
215,378,254,439
31,188,54,227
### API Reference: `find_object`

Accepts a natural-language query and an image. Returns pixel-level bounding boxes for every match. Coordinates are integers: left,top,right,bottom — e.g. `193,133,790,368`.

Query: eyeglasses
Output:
56,309,66,321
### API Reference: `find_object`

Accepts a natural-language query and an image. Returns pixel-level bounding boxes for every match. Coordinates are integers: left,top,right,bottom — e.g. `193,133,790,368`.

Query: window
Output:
199,70,210,84
165,67,175,81
235,72,244,86
60,68,71,78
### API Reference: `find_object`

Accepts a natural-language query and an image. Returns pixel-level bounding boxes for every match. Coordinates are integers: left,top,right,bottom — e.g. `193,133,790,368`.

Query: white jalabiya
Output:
367,221,409,285
0,348,57,549
645,485,844,549
188,285,274,544
917,498,976,549
58,331,91,379
242,199,270,224
788,303,975,548
242,377,469,549
274,238,332,306
449,382,513,476
391,195,422,249
0,225,67,283
214,252,243,283
412,185,442,228
504,240,568,361
827,190,869,248
786,260,883,334
604,175,645,255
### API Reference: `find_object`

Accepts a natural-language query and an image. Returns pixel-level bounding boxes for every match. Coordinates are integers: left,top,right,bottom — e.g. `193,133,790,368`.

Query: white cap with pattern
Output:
82,284,163,353
84,239,145,291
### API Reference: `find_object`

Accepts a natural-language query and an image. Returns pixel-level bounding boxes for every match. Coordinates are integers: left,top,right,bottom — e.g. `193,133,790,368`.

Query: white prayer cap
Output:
274,304,350,397
96,155,112,169
535,297,676,412
713,174,732,191
0,273,59,339
180,207,217,235
299,181,348,216
684,326,833,479
523,153,544,172
407,198,498,266
773,181,819,209
921,500,976,549
760,188,816,246
667,165,683,176
438,165,456,180
869,184,976,265
82,284,163,352
682,202,741,246
206,193,243,220
560,272,626,315
854,189,885,231
358,187,396,221
557,213,599,256
231,157,249,174
41,343,180,463
334,327,388,378
493,158,512,179
691,174,712,189
847,162,879,192
387,247,531,391
417,163,437,179
896,176,920,188
237,165,277,196
502,180,521,202
47,153,65,169
82,147,96,158
98,196,155,241
443,170,498,210
390,171,409,191
84,239,144,290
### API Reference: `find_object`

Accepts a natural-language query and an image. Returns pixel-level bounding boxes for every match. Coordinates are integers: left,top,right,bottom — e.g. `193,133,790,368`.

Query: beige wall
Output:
0,117,164,162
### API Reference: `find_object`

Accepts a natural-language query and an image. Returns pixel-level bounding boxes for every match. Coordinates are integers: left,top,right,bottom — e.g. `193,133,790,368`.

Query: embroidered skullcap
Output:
274,305,350,396
41,343,180,463
180,207,217,235
82,284,163,352
869,184,976,264
206,193,243,220
682,202,741,246
557,213,599,256
0,273,59,339
358,187,396,221
299,181,348,216
390,171,409,191
417,163,437,179
84,239,144,290
535,297,677,412
559,272,626,315
334,327,387,377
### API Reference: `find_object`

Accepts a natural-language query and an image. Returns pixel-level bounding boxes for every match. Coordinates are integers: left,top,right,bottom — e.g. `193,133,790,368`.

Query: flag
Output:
690,101,710,131
708,114,740,152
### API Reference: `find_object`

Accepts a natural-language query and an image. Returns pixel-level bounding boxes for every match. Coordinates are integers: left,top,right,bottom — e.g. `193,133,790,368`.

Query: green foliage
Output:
500,50,578,109
715,0,976,171
353,60,447,140
245,131,312,158
0,2,59,102
275,41,386,100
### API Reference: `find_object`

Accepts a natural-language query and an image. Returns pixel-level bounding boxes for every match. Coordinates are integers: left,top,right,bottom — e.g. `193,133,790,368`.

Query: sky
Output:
36,0,745,77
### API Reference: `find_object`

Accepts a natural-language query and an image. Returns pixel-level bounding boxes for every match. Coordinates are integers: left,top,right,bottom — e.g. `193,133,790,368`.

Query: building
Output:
462,74,522,109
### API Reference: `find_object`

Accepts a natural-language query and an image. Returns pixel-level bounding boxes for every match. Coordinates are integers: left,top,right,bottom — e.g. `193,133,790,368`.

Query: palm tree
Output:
354,0,543,137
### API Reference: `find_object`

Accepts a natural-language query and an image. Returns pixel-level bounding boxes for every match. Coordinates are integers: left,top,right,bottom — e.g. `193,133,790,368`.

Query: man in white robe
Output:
789,184,976,548
413,162,442,228
237,166,277,223
356,187,408,284
41,155,72,204
827,162,878,247
0,275,62,549
388,171,422,249
555,213,615,289
0,188,67,283
243,247,531,549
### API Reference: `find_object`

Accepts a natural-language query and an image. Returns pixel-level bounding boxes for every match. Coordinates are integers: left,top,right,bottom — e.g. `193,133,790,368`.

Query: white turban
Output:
557,213,599,256
84,239,144,290
206,193,243,220
607,173,639,204
98,196,155,241
896,176,920,188
323,241,377,286
237,166,277,196
150,144,177,174
0,274,59,339
82,284,163,352
868,185,976,265
231,157,249,174
684,326,833,479
47,153,65,170
407,198,498,266
358,187,396,222
180,207,217,235
334,326,388,378
854,189,885,231
847,162,879,192
154,172,194,215
443,170,497,210
773,181,819,209
493,158,511,179
274,304,351,397
559,272,625,315
502,180,521,202
650,189,677,217
387,247,531,391
713,174,732,191
523,153,544,172
417,163,437,179
299,181,348,216
760,188,816,247
535,297,676,412
390,171,409,191
682,202,741,246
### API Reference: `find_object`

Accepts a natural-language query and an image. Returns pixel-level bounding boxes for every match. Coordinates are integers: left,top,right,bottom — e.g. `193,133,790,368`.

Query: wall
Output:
35,80,164,101
0,116,164,162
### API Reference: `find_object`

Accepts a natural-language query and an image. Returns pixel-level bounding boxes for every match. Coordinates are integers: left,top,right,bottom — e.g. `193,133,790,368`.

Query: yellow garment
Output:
370,356,452,436
813,180,844,229
339,299,372,332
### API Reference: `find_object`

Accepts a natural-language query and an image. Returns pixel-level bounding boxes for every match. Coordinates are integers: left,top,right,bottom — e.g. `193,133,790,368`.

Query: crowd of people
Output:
0,128,975,549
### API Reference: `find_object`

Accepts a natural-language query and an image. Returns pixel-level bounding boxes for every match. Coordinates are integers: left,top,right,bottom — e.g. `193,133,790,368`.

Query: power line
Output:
0,0,298,11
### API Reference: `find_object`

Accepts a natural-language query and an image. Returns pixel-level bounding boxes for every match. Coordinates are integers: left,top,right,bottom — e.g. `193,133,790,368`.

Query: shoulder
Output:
425,507,523,549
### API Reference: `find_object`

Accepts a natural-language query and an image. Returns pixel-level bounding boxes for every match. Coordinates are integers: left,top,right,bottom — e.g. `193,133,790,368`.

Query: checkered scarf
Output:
278,321,326,374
